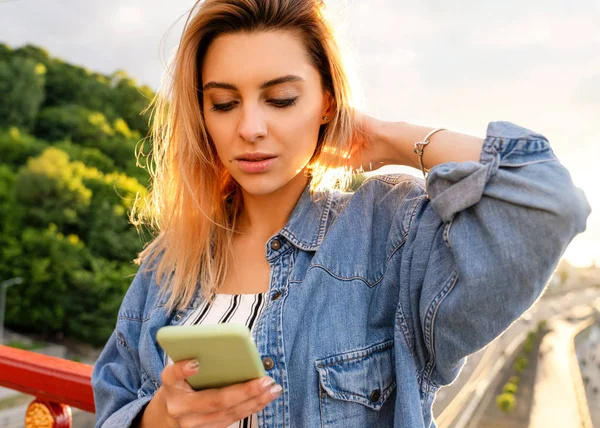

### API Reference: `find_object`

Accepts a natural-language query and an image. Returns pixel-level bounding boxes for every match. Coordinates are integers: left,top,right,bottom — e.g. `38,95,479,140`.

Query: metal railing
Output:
0,344,94,427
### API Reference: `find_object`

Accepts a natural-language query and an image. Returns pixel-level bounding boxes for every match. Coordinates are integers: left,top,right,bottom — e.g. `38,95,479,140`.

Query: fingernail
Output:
186,359,199,371
270,384,283,397
261,376,276,391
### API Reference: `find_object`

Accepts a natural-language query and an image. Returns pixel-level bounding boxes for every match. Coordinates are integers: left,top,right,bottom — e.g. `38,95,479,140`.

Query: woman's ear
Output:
321,91,335,124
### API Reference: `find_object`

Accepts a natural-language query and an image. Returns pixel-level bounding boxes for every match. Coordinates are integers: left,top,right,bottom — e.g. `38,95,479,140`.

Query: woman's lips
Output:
235,157,277,173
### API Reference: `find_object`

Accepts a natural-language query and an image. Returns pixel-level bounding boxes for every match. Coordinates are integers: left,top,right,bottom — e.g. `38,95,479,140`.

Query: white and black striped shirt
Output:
167,292,268,428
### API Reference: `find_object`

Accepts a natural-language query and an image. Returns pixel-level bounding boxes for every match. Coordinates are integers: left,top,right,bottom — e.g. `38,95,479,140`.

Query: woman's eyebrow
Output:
202,74,304,92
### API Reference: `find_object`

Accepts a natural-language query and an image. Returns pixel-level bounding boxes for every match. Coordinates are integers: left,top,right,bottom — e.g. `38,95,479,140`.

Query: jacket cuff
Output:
100,395,153,428
425,121,557,222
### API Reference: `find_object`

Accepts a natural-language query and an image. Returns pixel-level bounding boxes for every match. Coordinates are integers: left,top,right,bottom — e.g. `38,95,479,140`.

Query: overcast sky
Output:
2,0,599,266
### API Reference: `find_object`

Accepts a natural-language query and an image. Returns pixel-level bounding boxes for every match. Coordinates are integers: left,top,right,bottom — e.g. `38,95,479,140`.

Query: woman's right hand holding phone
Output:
138,358,283,427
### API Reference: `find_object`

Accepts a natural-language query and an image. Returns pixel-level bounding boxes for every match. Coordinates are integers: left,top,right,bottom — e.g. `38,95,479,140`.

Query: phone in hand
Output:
156,323,267,390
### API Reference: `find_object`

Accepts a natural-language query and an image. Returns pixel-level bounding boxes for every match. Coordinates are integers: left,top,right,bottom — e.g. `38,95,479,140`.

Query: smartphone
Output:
156,323,267,390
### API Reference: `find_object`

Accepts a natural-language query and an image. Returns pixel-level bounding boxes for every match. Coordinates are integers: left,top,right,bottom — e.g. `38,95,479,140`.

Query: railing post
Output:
25,398,72,428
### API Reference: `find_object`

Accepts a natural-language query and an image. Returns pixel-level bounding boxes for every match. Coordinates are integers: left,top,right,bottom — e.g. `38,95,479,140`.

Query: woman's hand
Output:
345,113,485,173
139,358,282,428
345,111,386,172
340,111,409,173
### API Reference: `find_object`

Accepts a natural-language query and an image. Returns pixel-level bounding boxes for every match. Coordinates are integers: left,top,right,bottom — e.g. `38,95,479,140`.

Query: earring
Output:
322,116,328,122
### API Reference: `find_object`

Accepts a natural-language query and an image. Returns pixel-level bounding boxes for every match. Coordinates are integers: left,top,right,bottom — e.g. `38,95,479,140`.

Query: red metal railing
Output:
0,345,94,427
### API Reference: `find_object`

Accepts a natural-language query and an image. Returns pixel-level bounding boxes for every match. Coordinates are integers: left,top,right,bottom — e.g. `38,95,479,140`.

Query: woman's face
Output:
201,30,332,196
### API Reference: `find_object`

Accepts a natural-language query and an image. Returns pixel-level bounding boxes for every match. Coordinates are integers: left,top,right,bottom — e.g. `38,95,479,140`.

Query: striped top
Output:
166,292,269,428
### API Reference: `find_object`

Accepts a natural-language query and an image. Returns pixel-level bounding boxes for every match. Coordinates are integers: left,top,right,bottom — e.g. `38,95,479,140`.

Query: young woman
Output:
91,0,591,427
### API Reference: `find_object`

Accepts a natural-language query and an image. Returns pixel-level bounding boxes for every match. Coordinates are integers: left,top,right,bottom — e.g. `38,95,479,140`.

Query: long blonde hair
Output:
131,0,360,313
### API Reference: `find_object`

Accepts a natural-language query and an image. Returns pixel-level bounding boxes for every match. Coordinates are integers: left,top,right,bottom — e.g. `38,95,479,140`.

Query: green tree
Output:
14,147,94,231
112,71,153,135
0,44,154,346
0,165,16,226
0,56,46,130
34,104,115,143
54,141,116,174
3,224,87,333
0,43,13,62
41,59,88,109
0,127,49,168
83,171,147,261
496,393,516,413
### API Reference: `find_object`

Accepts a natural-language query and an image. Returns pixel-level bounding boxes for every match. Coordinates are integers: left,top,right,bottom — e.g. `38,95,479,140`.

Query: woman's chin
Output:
235,176,286,196
235,172,307,197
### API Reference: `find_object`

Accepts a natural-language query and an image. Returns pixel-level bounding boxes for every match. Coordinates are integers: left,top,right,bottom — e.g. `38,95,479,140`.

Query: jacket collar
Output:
279,184,333,252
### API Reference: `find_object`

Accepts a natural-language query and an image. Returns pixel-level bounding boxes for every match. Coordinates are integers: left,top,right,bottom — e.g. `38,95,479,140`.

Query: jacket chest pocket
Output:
315,339,396,427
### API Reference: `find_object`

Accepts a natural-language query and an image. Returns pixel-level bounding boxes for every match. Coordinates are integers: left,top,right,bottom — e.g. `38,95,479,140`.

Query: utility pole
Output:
0,277,23,344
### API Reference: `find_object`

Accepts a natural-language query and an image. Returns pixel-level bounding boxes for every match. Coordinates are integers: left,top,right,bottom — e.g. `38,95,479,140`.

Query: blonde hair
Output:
131,0,360,313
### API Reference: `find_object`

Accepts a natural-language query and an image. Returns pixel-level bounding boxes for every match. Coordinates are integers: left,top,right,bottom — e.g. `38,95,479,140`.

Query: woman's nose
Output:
237,104,267,143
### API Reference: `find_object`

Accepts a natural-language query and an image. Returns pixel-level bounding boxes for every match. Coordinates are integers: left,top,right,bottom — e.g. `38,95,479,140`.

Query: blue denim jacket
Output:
92,121,591,427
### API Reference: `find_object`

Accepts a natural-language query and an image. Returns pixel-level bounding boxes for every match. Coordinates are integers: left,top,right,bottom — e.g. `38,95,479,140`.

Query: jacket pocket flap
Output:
315,339,396,411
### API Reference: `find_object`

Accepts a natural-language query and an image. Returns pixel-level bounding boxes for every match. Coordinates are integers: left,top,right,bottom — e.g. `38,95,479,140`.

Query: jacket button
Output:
270,239,282,250
370,389,381,402
262,357,275,370
174,313,182,321
272,291,282,301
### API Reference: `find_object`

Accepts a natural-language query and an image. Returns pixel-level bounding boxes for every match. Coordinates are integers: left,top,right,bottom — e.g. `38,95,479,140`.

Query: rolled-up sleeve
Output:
92,330,153,427
92,266,154,427
402,121,591,387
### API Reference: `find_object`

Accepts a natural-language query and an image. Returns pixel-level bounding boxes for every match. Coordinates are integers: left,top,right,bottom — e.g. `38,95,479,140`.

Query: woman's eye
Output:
210,97,299,112
269,97,299,108
210,102,236,112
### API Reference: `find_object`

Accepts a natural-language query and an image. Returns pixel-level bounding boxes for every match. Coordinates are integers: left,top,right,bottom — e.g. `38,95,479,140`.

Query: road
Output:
432,286,600,426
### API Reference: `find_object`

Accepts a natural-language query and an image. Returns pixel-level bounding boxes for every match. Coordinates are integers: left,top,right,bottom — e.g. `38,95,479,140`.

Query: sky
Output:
1,0,599,267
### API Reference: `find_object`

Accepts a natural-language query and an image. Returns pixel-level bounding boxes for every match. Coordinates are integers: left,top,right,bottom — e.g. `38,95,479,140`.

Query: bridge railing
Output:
0,344,94,427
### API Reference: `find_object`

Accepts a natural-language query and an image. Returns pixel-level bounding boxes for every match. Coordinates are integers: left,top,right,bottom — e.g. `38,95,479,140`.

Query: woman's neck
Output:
236,172,309,240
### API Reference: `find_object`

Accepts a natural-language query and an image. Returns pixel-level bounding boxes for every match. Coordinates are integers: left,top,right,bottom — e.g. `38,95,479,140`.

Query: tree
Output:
0,56,46,130
14,148,94,232
0,127,49,167
3,146,146,345
112,71,153,135
0,44,153,346
34,104,115,143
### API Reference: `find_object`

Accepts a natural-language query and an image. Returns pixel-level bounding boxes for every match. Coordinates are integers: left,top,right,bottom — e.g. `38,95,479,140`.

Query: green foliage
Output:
0,43,13,62
54,141,116,174
514,355,529,373
0,43,155,346
537,319,547,332
0,127,49,166
0,56,46,130
495,326,540,415
82,170,147,261
14,148,94,230
496,392,516,413
523,331,536,354
12,44,50,63
502,381,518,394
111,71,153,134
0,165,16,203
34,104,116,143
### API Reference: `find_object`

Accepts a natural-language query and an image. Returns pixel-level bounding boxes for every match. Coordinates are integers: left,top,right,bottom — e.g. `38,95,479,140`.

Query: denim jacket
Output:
92,121,591,427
